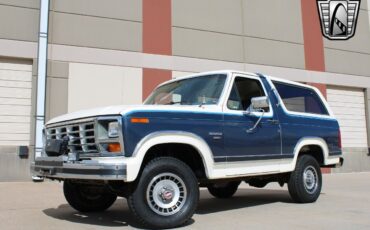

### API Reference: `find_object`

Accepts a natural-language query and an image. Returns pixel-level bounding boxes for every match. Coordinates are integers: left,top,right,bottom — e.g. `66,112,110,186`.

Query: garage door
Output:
327,86,368,148
0,62,32,146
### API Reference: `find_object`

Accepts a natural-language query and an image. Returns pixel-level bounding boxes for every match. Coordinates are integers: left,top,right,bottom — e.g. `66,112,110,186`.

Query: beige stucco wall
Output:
324,2,370,76
172,0,305,68
68,63,143,113
0,4,39,42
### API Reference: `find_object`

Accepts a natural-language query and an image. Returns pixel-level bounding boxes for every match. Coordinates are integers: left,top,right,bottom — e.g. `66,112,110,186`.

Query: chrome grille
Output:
46,121,98,154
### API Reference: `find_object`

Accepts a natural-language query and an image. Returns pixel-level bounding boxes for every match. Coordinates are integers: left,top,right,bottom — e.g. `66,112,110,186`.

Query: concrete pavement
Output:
0,172,369,230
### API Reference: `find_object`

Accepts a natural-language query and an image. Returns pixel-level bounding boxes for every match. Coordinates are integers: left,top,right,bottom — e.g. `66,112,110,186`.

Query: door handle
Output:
267,119,279,124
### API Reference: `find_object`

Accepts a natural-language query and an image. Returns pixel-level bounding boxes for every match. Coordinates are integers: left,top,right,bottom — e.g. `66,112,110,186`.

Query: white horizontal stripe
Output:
0,69,32,82
0,39,369,89
0,63,32,71
0,39,37,59
0,105,31,116
0,133,30,141
327,94,365,104
0,80,32,89
0,140,30,146
340,128,367,133
44,43,370,89
330,103,364,109
331,107,365,115
0,116,31,123
341,132,368,139
0,98,31,106
335,114,366,120
327,90,364,97
0,123,30,134
0,88,31,99
339,120,367,127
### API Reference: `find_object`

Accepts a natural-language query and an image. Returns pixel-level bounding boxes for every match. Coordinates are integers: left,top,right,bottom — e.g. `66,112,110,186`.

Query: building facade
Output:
0,0,369,181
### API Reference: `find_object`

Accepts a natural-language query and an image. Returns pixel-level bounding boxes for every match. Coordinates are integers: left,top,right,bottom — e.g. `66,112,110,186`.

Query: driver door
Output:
222,75,281,162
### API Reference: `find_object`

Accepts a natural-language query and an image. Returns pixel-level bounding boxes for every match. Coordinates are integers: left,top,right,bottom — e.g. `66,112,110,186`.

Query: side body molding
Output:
125,134,340,182
125,131,215,181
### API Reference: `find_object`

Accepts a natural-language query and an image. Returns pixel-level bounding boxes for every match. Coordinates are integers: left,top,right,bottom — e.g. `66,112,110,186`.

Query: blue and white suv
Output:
32,70,343,229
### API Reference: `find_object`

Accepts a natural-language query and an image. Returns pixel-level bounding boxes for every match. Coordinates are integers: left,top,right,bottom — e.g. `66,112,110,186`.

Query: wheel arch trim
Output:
126,131,215,181
292,137,330,168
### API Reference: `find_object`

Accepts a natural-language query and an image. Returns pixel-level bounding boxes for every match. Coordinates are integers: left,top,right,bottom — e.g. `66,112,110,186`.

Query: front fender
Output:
124,131,215,182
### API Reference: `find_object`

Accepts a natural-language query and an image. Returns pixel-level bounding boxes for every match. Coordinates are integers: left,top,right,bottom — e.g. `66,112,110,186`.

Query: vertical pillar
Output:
365,89,370,155
142,0,172,100
34,0,50,158
301,0,330,173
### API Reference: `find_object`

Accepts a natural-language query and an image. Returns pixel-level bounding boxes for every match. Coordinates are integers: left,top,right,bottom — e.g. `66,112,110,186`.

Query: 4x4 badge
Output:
317,0,361,40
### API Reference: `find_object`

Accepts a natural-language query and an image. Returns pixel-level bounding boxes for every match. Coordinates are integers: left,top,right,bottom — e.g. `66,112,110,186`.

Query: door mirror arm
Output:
246,108,265,133
245,96,269,133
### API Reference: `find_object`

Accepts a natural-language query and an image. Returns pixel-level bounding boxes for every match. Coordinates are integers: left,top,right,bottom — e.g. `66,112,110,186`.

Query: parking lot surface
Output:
0,172,369,230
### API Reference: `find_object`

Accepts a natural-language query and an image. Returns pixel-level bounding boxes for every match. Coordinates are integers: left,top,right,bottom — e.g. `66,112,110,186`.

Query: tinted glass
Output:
144,74,226,105
227,77,268,111
273,81,329,115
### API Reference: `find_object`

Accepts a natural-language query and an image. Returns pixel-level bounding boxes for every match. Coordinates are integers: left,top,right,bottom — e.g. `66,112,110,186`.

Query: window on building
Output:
227,77,269,111
273,81,329,115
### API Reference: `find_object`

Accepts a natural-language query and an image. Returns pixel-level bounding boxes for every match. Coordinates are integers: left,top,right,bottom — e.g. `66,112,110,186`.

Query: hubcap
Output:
146,173,187,216
303,166,318,194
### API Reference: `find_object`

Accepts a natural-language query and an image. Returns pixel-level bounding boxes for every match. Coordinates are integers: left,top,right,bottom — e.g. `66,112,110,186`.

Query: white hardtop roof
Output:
158,70,318,91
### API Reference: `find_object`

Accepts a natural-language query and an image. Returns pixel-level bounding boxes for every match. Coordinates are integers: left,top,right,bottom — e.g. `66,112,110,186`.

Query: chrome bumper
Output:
31,157,127,181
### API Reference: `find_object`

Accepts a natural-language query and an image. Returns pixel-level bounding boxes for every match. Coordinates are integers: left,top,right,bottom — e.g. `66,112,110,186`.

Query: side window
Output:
273,81,329,115
227,77,268,111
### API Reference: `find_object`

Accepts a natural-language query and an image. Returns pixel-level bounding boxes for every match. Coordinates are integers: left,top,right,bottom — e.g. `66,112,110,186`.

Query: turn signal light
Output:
107,143,121,153
131,118,149,124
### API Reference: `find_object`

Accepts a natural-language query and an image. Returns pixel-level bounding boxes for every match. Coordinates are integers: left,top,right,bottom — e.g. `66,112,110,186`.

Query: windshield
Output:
144,74,227,105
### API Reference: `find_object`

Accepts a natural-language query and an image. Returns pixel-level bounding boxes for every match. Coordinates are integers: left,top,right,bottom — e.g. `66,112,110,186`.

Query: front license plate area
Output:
45,137,69,156
45,139,63,156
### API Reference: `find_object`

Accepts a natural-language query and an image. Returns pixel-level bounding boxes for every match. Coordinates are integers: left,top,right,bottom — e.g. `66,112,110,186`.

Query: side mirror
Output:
251,96,269,110
246,96,269,133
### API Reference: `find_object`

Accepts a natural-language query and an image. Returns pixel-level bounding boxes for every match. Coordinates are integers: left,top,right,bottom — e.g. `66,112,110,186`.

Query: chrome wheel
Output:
303,166,318,194
146,172,187,216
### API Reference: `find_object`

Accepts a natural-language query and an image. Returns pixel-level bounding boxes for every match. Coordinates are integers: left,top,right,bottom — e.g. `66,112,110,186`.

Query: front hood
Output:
46,105,141,125
46,104,221,125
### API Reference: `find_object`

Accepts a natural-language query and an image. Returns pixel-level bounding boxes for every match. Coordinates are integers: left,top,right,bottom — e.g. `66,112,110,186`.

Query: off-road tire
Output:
63,180,117,212
207,181,240,198
127,157,199,229
288,155,322,203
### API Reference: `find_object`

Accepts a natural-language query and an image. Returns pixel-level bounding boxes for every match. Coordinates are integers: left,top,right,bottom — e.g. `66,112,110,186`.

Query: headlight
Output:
108,122,119,138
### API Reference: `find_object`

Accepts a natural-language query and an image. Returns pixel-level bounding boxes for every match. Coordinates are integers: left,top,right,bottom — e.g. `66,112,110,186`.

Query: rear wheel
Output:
127,157,199,229
63,180,117,212
207,181,240,199
288,155,322,203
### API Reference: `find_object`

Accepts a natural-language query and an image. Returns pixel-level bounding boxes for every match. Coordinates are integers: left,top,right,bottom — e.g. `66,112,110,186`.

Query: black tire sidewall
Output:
128,157,199,229
63,180,117,212
207,181,240,198
288,155,322,203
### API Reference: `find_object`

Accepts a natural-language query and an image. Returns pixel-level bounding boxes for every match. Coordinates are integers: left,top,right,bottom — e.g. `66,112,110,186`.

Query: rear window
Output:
273,81,329,115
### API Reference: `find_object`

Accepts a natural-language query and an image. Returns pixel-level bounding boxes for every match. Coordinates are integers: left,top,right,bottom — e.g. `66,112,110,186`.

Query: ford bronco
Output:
32,70,343,229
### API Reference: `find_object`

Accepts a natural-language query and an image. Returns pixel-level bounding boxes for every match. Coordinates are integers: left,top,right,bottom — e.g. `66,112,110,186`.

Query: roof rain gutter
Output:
34,0,50,160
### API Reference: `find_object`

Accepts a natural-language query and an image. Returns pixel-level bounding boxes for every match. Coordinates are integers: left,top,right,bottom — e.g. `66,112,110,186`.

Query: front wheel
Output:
288,155,322,203
63,180,117,212
127,157,199,229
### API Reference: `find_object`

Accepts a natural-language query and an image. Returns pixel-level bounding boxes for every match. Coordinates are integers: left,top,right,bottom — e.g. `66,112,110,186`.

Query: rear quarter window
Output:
273,81,329,115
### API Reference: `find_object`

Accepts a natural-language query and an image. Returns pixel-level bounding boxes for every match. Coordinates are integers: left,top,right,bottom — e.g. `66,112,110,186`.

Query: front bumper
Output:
31,157,127,181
